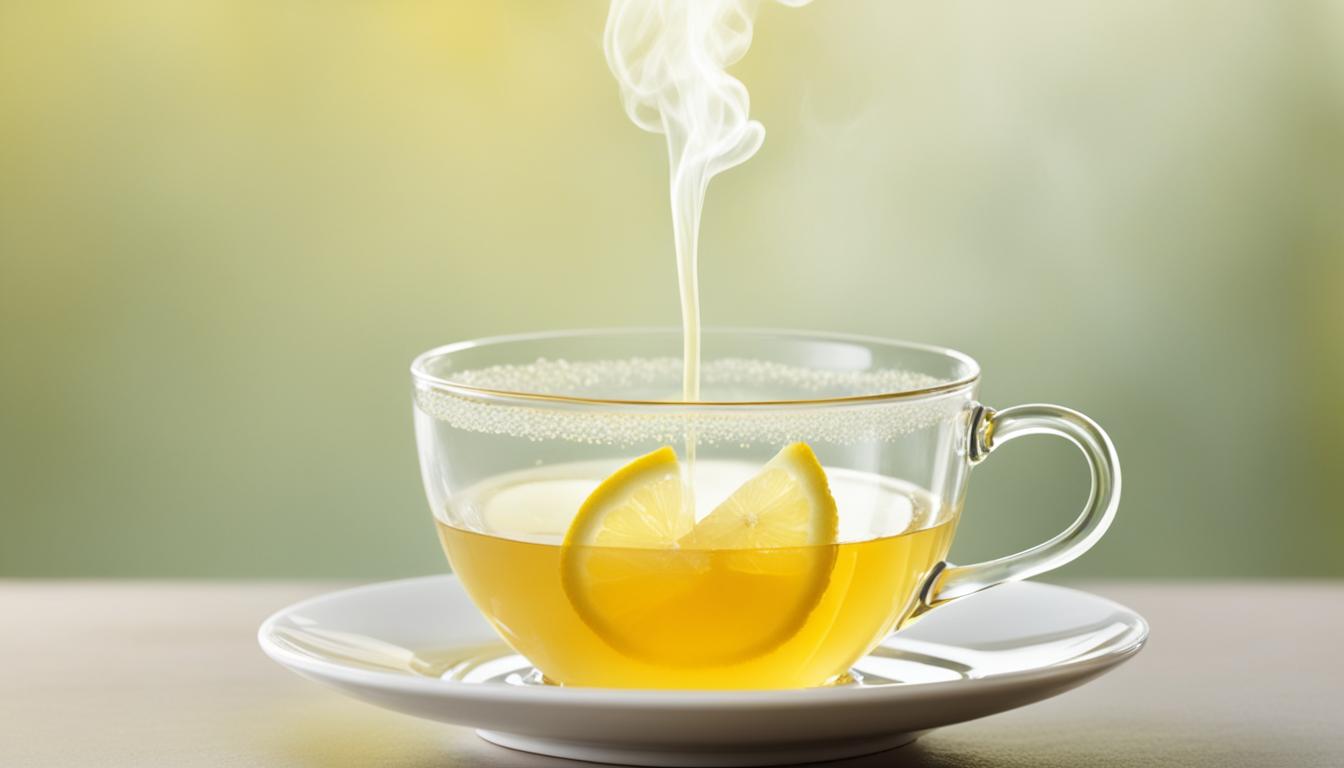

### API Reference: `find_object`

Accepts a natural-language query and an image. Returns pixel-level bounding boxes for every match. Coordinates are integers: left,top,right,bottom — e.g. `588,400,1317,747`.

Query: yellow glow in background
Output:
1,1,1341,576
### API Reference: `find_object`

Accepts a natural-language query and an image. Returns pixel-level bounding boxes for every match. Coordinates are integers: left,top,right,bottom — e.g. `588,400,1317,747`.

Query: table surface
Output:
2,581,1340,768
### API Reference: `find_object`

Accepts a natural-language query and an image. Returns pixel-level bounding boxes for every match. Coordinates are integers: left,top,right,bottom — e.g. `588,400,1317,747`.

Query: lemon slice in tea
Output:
682,442,839,553
561,443,839,667
562,446,692,548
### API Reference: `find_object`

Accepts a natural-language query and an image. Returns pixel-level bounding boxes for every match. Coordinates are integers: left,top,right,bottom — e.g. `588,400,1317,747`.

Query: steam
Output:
604,0,809,402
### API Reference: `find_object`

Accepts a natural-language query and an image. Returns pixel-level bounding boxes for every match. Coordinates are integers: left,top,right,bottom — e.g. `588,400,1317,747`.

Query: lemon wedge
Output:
561,443,838,667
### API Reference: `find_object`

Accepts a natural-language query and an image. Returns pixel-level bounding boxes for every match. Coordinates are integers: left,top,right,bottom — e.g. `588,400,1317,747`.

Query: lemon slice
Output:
682,442,839,553
561,446,691,549
562,443,839,667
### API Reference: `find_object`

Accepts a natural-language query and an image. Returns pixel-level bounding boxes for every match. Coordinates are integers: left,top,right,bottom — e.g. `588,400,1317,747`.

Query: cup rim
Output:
410,327,981,408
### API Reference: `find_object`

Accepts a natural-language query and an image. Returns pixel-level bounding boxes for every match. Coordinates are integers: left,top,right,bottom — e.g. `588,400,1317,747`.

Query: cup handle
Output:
918,403,1121,610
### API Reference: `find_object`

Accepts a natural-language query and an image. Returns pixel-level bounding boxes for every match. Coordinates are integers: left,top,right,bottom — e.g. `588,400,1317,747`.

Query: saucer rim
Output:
257,574,1148,708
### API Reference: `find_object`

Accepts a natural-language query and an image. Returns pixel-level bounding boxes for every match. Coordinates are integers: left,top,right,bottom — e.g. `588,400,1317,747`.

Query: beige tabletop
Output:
2,581,1340,767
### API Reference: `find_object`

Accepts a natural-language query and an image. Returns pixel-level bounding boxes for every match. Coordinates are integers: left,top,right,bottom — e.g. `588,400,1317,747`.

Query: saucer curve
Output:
259,576,1146,767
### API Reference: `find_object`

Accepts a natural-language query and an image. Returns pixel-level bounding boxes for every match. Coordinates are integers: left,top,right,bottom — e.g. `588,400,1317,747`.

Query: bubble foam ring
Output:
451,357,940,399
415,357,962,447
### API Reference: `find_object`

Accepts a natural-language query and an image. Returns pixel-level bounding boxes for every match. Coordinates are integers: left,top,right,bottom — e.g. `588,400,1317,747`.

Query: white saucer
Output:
259,576,1146,767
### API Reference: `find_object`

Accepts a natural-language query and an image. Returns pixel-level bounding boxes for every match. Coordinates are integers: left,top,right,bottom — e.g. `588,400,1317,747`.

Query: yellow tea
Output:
436,460,957,689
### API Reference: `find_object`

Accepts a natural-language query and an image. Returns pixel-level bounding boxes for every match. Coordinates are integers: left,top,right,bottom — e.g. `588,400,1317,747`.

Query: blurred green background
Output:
2,1,1341,578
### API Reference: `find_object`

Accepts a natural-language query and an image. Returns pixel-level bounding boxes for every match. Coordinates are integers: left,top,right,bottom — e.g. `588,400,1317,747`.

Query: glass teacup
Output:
412,329,1119,690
